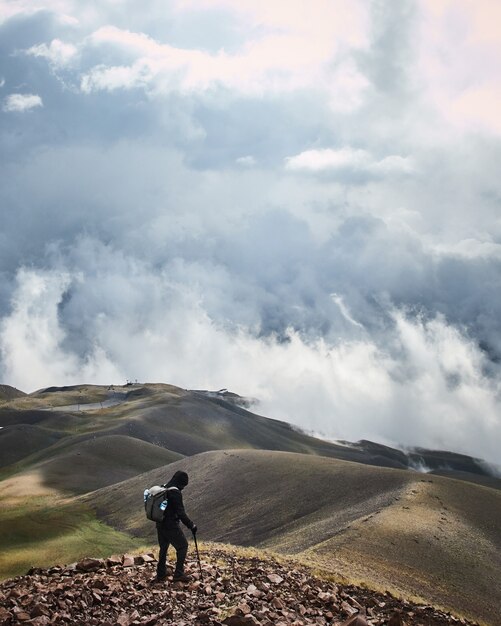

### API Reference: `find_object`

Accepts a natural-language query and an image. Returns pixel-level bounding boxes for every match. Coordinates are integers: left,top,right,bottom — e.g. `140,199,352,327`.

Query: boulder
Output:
122,554,135,568
76,558,103,572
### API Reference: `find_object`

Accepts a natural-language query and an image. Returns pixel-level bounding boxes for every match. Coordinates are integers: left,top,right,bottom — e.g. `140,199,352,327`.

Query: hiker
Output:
155,470,197,583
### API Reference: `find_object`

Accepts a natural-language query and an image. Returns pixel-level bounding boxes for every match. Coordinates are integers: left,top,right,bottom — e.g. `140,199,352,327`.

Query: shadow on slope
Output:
37,435,183,494
105,391,412,466
0,425,65,468
83,450,412,545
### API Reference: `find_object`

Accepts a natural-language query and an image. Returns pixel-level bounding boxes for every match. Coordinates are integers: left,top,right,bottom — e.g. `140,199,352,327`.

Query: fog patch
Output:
2,264,501,465
407,456,433,473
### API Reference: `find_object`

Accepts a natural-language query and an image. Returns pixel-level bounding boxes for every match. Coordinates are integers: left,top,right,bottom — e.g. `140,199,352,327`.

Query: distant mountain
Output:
1,383,498,492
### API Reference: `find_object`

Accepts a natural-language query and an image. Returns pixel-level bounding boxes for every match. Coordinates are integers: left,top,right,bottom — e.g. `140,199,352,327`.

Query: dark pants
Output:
156,524,188,578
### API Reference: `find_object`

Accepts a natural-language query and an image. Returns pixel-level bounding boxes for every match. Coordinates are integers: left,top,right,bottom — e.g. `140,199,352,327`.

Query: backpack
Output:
144,485,179,522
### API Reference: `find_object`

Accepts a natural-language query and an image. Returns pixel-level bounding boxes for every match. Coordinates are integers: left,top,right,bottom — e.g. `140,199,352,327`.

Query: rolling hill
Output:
1,382,501,625
0,384,26,402
84,449,501,626
1,383,498,491
36,434,184,493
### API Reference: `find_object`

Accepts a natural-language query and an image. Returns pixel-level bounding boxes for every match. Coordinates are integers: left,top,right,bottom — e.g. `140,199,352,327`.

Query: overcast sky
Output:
1,0,501,464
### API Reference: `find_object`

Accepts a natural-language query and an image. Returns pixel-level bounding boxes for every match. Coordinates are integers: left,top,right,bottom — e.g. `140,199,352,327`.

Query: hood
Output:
165,470,189,490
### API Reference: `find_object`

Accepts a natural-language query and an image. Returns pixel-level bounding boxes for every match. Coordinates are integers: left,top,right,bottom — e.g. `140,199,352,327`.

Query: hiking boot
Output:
172,572,192,583
151,575,168,584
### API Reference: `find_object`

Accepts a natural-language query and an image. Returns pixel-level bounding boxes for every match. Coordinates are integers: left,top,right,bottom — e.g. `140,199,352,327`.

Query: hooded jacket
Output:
159,471,194,530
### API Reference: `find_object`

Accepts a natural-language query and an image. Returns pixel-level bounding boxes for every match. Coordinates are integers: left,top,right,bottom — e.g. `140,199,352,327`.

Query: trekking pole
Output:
192,529,203,582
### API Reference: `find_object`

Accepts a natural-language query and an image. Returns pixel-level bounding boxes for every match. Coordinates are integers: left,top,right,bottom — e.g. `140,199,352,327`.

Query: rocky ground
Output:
0,547,478,626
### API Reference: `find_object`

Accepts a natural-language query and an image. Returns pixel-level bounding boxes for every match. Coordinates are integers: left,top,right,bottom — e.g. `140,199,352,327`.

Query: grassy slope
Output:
85,450,501,626
0,424,65,468
10,384,112,408
0,496,144,579
37,435,184,494
0,385,26,402
0,467,145,580
0,383,408,465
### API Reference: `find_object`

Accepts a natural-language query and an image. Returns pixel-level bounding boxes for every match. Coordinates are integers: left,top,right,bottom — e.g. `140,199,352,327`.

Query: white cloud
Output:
0,269,121,390
2,0,501,468
0,1,79,25
434,238,501,261
81,62,148,93
331,293,364,329
26,39,78,66
2,266,500,464
371,155,415,175
2,93,43,112
80,21,370,101
236,155,256,167
175,0,369,50
286,147,370,171
285,148,414,176
417,0,501,135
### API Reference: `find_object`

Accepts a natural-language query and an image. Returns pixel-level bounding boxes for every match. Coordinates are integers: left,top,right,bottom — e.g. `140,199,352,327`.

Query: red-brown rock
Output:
266,573,284,585
141,553,156,563
222,616,258,626
76,557,103,572
388,611,406,626
341,615,369,626
0,549,477,626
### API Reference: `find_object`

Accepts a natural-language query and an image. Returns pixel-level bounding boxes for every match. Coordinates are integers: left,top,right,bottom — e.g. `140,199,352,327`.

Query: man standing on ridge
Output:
155,470,197,583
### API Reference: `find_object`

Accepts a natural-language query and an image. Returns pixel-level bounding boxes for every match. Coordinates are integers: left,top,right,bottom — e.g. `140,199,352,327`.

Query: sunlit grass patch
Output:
0,495,144,579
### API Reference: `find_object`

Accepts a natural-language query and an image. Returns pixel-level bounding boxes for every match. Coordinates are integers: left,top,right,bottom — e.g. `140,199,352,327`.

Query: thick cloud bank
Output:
1,1,501,463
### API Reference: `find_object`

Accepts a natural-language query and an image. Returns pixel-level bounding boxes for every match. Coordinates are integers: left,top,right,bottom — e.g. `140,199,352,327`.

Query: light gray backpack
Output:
143,485,179,522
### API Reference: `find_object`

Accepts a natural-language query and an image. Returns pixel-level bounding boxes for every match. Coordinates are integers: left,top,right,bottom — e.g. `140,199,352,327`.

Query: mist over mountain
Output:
1,1,501,463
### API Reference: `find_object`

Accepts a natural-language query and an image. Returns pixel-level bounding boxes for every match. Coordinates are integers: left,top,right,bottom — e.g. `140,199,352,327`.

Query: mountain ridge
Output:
1,383,499,489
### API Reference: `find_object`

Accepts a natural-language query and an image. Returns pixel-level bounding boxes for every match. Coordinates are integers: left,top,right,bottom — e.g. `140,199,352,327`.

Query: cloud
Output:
331,294,364,329
2,264,501,465
79,18,370,101
26,38,77,66
2,92,43,111
417,0,501,135
285,148,414,177
0,268,121,388
0,1,79,26
236,155,256,167
1,1,501,466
